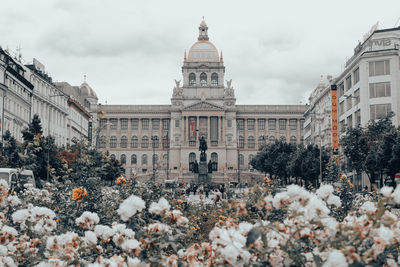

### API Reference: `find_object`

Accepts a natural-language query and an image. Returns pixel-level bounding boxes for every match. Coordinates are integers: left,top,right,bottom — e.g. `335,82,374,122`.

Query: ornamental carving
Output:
184,101,224,111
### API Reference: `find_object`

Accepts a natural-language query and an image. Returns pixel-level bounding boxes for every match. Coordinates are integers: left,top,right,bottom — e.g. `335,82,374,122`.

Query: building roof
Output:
187,19,220,62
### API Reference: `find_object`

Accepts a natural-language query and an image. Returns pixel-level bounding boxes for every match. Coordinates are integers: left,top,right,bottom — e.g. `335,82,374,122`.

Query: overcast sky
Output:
1,0,399,105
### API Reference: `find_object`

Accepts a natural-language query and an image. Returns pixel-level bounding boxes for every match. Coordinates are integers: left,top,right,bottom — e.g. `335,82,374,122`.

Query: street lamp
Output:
151,136,158,182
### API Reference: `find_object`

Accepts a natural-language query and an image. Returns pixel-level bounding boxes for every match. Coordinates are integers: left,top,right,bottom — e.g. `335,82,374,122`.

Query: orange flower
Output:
203,213,207,216
350,183,354,188
196,225,200,230
177,199,183,204
56,219,59,223
116,175,127,184
191,226,196,231
72,187,87,202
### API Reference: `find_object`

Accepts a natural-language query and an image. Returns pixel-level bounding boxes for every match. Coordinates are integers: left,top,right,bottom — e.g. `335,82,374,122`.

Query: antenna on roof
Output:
16,45,22,62
84,74,87,82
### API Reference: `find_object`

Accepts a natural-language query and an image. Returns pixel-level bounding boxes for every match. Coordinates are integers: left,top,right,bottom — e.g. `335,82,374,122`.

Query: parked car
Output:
0,168,36,191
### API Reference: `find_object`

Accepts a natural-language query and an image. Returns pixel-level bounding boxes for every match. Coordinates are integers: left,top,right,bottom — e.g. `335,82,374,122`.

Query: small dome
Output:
187,41,219,62
80,81,98,99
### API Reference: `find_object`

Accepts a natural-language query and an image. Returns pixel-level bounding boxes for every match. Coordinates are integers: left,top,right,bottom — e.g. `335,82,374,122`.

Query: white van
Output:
0,168,36,189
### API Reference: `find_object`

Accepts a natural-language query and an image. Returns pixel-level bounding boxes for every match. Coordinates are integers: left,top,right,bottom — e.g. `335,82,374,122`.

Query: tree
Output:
21,114,42,142
101,151,124,184
2,130,21,168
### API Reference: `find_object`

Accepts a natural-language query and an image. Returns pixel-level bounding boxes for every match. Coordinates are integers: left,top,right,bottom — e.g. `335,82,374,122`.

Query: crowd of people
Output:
169,183,229,201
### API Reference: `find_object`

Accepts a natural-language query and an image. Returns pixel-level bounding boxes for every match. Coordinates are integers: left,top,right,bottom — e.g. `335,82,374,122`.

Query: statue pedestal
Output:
198,161,210,183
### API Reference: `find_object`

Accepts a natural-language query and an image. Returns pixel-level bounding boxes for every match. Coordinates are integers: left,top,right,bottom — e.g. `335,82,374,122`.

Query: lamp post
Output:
151,136,157,182
164,132,169,181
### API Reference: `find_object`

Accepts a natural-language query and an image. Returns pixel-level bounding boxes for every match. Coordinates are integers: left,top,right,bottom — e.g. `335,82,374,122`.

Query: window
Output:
258,136,266,147
339,101,345,115
369,60,390,76
268,119,276,130
237,119,244,130
300,119,305,130
131,119,139,130
175,119,180,128
339,120,346,133
120,135,128,148
280,136,286,142
211,73,218,86
152,154,159,165
152,119,160,130
347,115,353,129
247,119,255,130
99,136,106,148
162,119,170,131
189,73,196,86
248,154,254,169
353,68,360,84
227,120,232,128
289,119,297,130
110,119,118,130
239,154,244,166
211,152,218,171
279,119,286,130
110,136,117,148
354,89,360,105
370,104,391,120
131,136,138,148
345,75,352,91
346,97,352,111
269,136,275,142
355,110,361,126
120,119,128,130
200,72,207,86
339,82,344,98
120,154,126,164
258,119,265,130
151,136,159,148
369,82,391,98
100,119,107,129
290,136,297,145
142,154,148,165
142,136,149,148
142,119,149,130
239,136,244,148
110,154,116,160
131,154,137,164
248,136,255,148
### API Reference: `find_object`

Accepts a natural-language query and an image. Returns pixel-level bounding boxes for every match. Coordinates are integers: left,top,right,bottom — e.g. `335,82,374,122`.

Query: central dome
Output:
188,40,219,62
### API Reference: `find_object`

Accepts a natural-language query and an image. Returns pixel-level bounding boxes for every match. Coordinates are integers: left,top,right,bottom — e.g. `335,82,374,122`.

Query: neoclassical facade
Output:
99,20,306,182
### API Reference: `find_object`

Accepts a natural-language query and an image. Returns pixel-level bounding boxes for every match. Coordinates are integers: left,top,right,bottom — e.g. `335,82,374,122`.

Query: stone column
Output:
220,116,223,143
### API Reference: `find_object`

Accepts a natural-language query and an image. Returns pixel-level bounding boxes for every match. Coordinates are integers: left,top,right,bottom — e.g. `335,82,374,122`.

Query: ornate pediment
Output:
183,101,224,111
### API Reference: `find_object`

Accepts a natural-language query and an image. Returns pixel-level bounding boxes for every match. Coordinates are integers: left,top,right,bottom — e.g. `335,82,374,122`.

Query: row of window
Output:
339,104,391,132
238,135,299,148
110,153,167,165
188,72,218,86
237,119,303,131
100,135,168,149
101,118,170,131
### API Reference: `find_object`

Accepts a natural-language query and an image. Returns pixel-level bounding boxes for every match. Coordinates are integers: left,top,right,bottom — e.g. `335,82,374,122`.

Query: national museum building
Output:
99,20,306,182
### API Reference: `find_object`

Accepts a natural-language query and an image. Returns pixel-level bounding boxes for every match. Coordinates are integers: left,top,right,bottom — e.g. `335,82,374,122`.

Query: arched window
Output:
142,136,148,148
211,152,218,171
142,154,148,165
152,154,159,165
189,73,196,86
248,136,255,148
269,136,275,142
189,152,196,163
280,136,286,142
110,154,116,160
120,135,127,148
99,135,106,148
239,136,244,148
120,154,126,164
131,136,138,148
110,136,117,148
248,154,254,168
239,154,244,166
151,136,159,148
258,136,266,147
131,154,137,164
200,72,207,86
290,136,297,145
211,73,218,86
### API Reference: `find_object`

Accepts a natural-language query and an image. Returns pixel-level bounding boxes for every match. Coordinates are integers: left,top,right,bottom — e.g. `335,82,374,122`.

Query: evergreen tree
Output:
22,114,43,142
101,151,124,184
2,130,21,168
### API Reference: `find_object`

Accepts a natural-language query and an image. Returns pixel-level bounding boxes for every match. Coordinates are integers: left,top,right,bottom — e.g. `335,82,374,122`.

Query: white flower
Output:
392,186,400,204
321,218,338,236
327,194,341,207
238,222,254,235
147,223,171,233
220,244,239,265
11,209,29,224
117,195,145,221
272,192,290,209
149,197,170,215
380,186,393,198
127,257,141,267
323,249,348,267
0,180,8,188
176,216,189,226
84,231,97,245
94,225,115,241
75,211,100,229
0,245,7,256
121,239,141,253
7,195,21,206
37,259,67,267
377,225,394,244
0,256,17,267
316,184,334,200
1,226,18,236
360,201,377,213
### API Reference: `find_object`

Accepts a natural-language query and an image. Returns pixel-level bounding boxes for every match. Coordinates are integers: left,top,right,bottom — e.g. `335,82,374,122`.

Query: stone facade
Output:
99,20,306,182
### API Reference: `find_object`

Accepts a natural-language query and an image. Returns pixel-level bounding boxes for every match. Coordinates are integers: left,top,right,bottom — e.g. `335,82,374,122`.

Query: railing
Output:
189,140,196,146
211,140,218,146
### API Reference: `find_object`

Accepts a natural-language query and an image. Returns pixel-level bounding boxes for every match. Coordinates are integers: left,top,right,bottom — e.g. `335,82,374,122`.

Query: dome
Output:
187,41,219,62
80,81,98,99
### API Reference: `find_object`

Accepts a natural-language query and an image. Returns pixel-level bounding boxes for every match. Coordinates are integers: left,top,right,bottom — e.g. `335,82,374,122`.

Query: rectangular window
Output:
369,60,390,76
268,119,276,130
237,119,244,130
247,119,255,130
162,119,170,131
345,75,352,91
142,119,149,130
353,68,360,84
210,117,218,141
369,82,391,98
300,119,305,130
339,82,344,98
152,119,160,130
346,97,352,111
370,104,392,120
120,118,128,130
355,110,361,126
131,119,139,130
227,119,232,128
347,115,353,129
289,119,297,130
100,119,107,129
339,120,346,133
339,101,345,115
258,119,265,130
110,119,118,130
175,119,180,128
354,89,360,105
279,119,286,130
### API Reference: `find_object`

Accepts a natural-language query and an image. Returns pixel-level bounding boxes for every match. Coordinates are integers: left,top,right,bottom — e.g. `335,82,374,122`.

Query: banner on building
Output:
331,85,338,151
88,121,93,143
189,119,196,139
